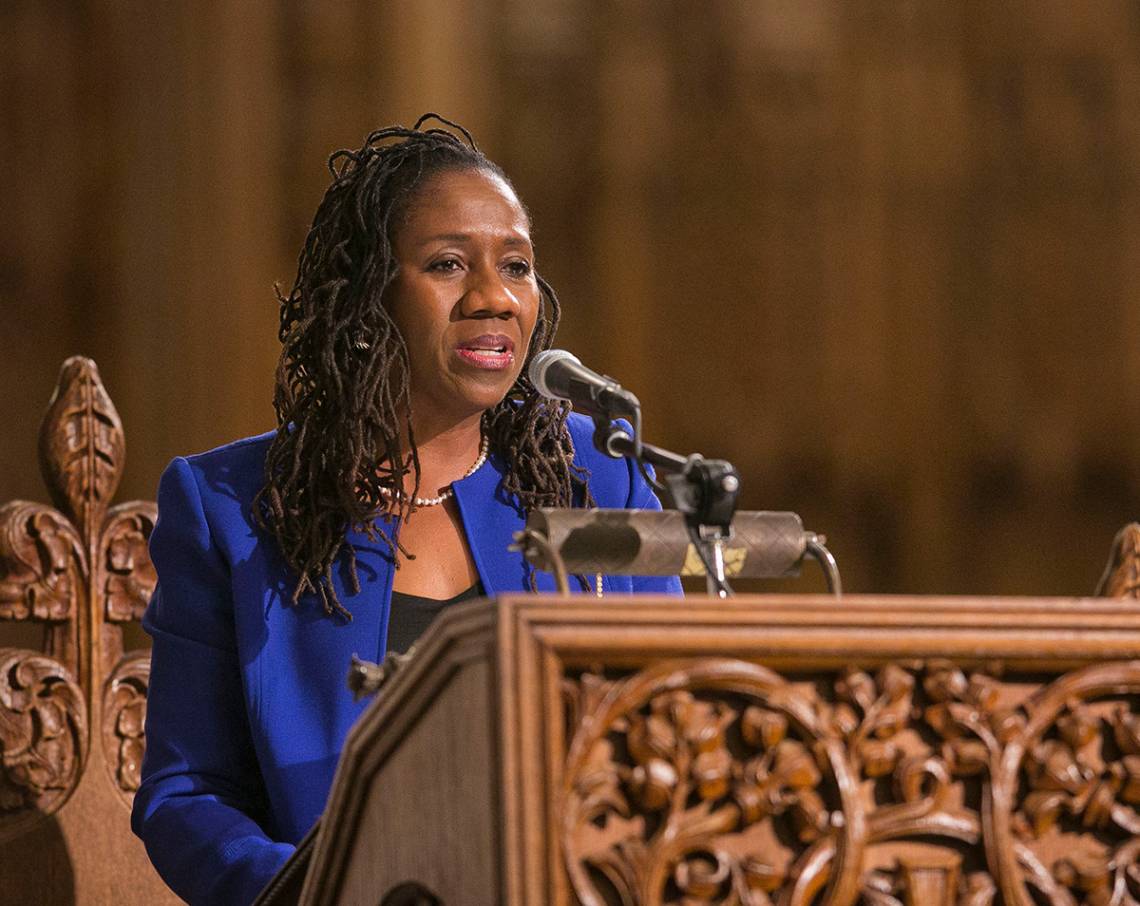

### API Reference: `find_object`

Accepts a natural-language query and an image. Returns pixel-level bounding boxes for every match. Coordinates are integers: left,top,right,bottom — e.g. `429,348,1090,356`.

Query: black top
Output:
385,582,485,655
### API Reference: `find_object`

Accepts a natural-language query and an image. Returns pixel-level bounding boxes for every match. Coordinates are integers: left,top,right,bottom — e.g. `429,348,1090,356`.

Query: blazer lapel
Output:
342,516,397,657
257,517,393,764
452,453,535,595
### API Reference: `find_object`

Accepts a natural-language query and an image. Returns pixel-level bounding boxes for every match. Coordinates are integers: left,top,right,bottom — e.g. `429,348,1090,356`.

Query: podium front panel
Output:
304,595,1140,906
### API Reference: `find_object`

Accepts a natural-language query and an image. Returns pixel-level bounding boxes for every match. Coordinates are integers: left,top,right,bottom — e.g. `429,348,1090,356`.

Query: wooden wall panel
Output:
4,0,1140,609
90,2,284,488
1,3,89,505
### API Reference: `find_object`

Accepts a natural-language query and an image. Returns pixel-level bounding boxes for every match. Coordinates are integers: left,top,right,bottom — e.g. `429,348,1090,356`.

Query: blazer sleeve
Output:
624,455,685,596
132,457,294,905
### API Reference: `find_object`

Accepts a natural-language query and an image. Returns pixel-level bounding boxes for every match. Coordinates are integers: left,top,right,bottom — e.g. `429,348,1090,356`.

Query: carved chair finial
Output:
38,356,127,539
0,357,155,840
1095,523,1140,598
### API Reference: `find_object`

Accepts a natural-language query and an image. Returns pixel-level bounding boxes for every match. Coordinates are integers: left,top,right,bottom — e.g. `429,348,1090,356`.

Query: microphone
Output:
528,350,640,419
522,509,813,579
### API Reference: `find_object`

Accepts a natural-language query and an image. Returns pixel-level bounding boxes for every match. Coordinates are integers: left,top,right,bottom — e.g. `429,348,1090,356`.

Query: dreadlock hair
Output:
253,114,591,620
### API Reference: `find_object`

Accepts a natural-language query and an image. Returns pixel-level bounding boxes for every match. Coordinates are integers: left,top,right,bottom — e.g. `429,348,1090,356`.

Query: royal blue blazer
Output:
131,414,681,905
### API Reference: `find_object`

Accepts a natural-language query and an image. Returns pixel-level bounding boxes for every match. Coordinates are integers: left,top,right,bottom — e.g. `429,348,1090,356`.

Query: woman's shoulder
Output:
565,411,604,460
565,412,640,507
181,430,276,471
159,430,276,519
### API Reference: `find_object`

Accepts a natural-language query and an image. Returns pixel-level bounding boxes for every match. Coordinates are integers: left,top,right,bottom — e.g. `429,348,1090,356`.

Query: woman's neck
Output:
404,411,485,498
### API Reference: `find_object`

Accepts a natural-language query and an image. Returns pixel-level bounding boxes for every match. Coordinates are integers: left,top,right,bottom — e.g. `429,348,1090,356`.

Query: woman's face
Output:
386,167,541,428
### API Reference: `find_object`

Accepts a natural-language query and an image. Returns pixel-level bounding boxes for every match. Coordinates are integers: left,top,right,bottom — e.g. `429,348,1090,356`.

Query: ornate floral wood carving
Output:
0,648,86,836
0,502,82,622
0,357,155,833
102,652,150,800
561,657,1140,906
100,505,156,625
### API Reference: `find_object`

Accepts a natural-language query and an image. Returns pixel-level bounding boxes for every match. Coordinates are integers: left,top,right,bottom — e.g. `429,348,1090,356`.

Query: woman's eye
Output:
429,258,462,273
505,259,532,278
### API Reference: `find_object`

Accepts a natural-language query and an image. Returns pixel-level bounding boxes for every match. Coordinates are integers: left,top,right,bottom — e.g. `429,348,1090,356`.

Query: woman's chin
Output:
456,368,524,410
424,380,519,424
468,384,517,414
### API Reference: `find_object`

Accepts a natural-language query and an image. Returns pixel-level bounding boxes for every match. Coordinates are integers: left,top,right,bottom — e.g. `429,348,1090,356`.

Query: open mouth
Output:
455,335,515,370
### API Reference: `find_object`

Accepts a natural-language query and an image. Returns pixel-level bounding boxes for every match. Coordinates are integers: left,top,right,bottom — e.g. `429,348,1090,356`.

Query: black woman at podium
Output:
129,117,680,906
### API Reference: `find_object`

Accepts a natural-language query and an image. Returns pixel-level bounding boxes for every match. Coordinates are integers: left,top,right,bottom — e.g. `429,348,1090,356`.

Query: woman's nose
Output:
460,265,520,318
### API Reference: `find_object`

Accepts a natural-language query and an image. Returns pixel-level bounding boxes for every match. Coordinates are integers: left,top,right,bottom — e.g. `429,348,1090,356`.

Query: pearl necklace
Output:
381,435,489,508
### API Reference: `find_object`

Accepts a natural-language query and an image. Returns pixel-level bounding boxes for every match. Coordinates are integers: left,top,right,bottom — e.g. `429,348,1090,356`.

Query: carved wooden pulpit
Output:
289,586,1140,906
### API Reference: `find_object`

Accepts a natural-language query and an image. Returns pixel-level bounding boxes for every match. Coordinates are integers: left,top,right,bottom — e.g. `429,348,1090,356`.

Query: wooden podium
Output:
267,592,1140,905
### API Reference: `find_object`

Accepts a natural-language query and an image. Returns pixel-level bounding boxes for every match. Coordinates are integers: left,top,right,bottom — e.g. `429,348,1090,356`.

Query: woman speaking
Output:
131,116,680,905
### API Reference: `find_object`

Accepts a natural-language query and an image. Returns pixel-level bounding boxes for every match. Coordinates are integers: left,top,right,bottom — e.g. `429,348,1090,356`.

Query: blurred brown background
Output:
3,0,1139,602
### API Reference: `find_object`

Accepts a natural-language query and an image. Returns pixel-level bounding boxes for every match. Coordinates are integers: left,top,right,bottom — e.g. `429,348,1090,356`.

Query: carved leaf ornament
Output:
0,649,86,827
102,652,150,794
101,505,157,624
38,356,126,534
0,502,82,622
562,658,1140,906
0,358,156,836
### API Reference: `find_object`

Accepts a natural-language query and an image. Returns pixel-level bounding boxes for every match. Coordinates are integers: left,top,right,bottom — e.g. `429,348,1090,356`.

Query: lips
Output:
455,334,516,371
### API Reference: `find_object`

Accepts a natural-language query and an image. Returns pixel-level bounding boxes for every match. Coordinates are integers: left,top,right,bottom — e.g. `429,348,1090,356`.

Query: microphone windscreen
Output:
528,349,581,399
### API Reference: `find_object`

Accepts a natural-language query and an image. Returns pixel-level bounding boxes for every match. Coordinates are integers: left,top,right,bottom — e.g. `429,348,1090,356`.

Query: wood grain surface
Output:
5,2,1140,599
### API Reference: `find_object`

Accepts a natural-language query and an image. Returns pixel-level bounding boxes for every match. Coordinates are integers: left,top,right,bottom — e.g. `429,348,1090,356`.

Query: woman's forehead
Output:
400,168,531,239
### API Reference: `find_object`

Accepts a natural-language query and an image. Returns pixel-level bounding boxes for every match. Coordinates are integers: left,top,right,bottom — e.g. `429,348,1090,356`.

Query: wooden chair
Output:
0,357,177,904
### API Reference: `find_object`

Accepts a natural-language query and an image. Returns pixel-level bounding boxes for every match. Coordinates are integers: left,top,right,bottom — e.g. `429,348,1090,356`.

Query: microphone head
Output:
528,349,581,399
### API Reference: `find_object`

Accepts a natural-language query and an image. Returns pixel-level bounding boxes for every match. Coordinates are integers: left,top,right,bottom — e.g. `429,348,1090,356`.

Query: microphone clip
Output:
591,413,742,596
663,456,740,536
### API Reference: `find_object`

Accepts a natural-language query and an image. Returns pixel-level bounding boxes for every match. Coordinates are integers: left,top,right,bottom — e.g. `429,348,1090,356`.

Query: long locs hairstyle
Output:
253,116,591,620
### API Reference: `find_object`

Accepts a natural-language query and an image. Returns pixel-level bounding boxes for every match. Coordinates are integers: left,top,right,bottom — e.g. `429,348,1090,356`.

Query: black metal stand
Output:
593,417,741,597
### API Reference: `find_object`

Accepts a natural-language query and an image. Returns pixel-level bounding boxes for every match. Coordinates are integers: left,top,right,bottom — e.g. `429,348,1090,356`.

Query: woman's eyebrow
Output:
422,232,471,244
418,233,533,248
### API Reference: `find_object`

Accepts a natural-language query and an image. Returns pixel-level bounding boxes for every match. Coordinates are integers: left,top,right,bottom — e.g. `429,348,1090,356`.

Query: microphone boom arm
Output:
593,417,740,596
